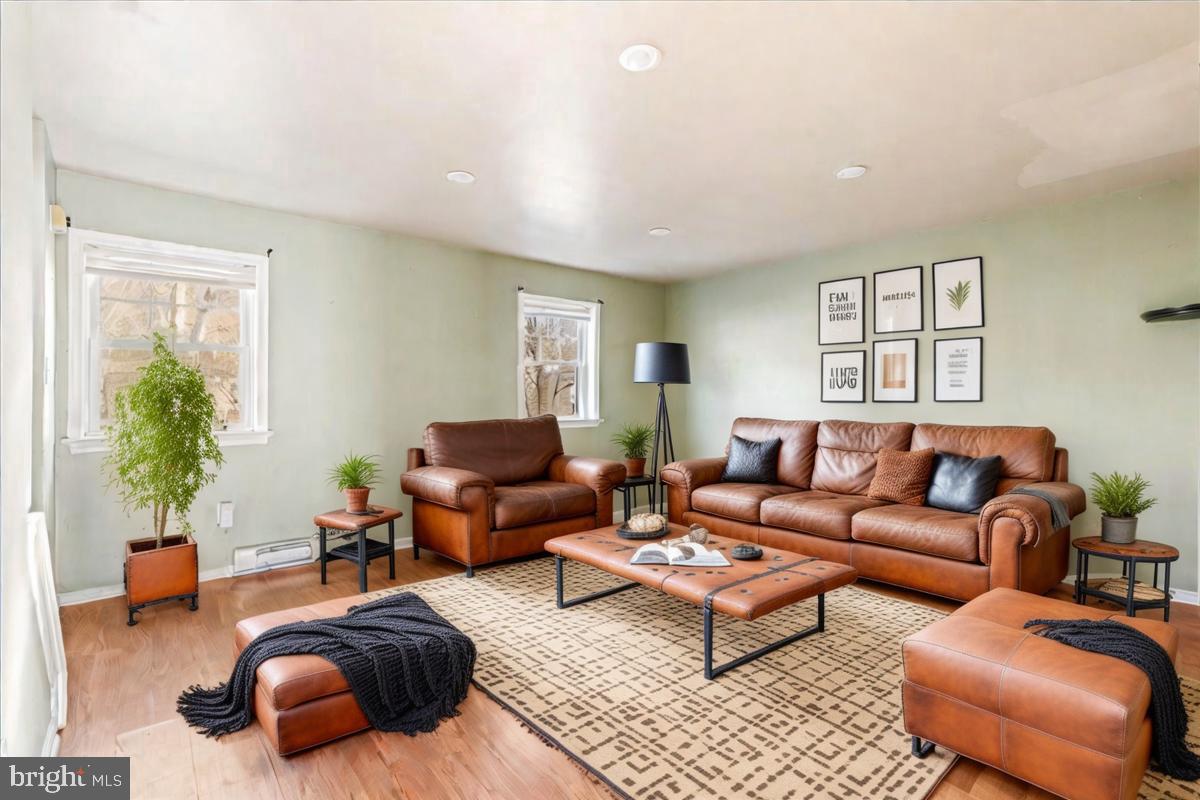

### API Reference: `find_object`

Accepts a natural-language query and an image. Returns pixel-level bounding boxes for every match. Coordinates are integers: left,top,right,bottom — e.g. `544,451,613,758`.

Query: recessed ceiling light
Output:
446,170,476,184
836,165,868,180
648,226,671,237
619,44,662,72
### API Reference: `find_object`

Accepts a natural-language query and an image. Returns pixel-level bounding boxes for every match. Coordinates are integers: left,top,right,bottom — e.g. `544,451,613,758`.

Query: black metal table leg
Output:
388,520,396,579
1126,557,1138,617
703,593,826,680
1164,562,1172,622
319,527,327,584
623,486,633,521
357,527,367,593
554,555,639,610
1074,548,1083,603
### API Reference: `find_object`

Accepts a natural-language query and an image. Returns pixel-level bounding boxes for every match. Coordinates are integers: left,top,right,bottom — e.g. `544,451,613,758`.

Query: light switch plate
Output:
217,501,234,529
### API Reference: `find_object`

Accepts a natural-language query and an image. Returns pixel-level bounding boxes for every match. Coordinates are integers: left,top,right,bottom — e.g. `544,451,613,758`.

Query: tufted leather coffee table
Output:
545,524,857,679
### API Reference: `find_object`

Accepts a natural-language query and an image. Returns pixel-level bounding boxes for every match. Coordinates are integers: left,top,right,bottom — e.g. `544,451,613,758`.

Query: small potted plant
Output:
1089,471,1157,544
328,453,382,513
105,332,224,625
610,423,655,479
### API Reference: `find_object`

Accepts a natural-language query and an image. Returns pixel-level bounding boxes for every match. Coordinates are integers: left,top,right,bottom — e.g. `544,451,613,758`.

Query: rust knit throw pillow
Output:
868,447,935,506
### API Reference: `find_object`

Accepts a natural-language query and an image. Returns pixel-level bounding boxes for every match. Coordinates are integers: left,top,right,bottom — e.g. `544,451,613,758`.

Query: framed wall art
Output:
872,338,918,402
934,337,983,402
818,276,865,345
932,256,984,330
821,350,866,403
873,265,923,334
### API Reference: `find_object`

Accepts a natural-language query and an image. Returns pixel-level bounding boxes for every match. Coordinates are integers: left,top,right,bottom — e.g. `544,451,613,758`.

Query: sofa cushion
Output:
760,491,889,540
810,420,915,495
493,481,595,529
925,452,1002,514
728,418,820,489
851,504,979,561
911,424,1055,490
691,483,795,523
721,435,782,483
424,415,563,485
868,447,935,505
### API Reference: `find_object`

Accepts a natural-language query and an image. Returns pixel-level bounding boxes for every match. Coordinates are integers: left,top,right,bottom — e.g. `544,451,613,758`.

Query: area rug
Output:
366,559,957,799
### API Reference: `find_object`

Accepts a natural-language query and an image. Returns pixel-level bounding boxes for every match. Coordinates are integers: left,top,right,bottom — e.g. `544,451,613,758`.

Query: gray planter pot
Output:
1100,515,1138,544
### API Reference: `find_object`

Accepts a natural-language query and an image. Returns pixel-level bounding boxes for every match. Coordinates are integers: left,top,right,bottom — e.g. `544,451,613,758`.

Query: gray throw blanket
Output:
177,592,475,738
1010,486,1071,528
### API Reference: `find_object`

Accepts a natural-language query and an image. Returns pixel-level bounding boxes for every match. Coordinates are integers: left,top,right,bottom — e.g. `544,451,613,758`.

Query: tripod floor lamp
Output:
633,342,690,514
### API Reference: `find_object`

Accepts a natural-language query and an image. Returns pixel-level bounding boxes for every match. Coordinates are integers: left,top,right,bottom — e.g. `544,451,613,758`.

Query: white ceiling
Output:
31,1,1200,282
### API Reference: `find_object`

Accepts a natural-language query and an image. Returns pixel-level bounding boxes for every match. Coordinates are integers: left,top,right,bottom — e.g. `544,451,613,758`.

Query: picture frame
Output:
873,265,923,334
932,256,984,330
934,337,983,402
820,350,866,403
872,338,918,402
817,276,865,345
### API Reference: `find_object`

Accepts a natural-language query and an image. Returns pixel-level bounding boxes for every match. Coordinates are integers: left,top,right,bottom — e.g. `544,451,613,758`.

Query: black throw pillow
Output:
925,452,1003,514
721,435,782,484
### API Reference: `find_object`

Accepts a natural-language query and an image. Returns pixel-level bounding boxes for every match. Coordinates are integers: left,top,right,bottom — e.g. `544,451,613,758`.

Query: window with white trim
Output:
517,292,600,426
66,229,270,453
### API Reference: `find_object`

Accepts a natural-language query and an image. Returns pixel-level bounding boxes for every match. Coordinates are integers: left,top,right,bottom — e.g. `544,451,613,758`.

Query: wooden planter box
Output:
124,534,199,626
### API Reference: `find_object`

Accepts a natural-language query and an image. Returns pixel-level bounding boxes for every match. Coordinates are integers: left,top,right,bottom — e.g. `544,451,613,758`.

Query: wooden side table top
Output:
314,505,403,531
1071,536,1179,560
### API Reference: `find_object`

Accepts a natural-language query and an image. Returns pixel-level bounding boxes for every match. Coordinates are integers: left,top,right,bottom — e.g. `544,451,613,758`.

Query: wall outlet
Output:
217,501,235,529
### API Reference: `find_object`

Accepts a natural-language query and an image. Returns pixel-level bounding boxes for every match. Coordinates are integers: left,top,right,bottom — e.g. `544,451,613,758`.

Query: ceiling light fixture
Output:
619,44,662,72
648,226,672,237
835,165,868,180
446,170,476,184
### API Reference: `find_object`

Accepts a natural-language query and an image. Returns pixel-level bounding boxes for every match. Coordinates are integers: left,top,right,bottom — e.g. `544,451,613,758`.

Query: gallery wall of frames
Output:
819,257,984,404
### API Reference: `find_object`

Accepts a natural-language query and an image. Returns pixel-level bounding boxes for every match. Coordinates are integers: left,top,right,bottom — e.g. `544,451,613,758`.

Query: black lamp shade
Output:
634,342,690,384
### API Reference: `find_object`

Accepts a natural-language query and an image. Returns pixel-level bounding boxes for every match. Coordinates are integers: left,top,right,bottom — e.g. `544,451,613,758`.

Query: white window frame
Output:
516,291,602,428
64,228,271,455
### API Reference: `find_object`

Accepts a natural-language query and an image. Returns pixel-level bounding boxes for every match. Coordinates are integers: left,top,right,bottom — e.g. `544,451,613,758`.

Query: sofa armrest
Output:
547,455,626,495
978,482,1086,563
400,466,494,510
660,457,727,493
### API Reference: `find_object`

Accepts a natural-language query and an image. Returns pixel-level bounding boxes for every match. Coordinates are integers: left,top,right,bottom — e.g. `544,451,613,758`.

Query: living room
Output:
1,2,1197,799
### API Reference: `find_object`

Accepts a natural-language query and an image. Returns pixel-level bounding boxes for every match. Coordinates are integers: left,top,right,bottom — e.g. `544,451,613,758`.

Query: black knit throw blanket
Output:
178,592,475,738
1025,618,1200,780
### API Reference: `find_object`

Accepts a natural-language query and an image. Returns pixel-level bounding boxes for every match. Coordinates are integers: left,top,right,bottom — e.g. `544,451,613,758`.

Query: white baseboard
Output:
1064,573,1198,606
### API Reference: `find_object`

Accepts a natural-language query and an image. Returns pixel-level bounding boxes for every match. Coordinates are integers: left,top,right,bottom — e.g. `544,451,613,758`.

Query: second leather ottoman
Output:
902,588,1179,800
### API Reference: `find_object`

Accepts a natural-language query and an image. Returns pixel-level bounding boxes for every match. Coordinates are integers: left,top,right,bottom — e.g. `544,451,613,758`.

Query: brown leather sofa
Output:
904,588,1178,799
661,418,1086,601
400,415,625,575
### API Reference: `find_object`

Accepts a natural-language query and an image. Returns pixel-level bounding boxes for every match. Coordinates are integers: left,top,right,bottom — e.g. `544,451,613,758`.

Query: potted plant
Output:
105,332,224,626
1089,471,1157,544
328,453,382,513
610,423,655,479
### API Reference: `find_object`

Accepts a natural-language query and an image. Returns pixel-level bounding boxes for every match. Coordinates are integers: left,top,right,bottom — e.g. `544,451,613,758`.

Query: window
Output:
66,229,270,453
517,292,600,426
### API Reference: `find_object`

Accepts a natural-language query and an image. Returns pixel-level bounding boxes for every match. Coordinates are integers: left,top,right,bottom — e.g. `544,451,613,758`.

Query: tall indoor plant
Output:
1089,471,1157,544
106,332,224,625
610,423,655,478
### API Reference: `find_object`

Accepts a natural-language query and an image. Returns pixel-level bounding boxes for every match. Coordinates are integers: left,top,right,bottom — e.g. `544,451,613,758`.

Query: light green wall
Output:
666,179,1200,593
54,170,666,593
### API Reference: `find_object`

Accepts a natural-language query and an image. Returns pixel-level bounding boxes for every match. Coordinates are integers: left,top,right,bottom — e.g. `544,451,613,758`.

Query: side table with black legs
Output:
313,506,403,593
615,475,657,521
1072,536,1179,621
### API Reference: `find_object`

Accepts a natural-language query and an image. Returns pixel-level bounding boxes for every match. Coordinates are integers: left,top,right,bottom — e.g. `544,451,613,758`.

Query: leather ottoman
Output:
902,588,1179,800
234,594,369,755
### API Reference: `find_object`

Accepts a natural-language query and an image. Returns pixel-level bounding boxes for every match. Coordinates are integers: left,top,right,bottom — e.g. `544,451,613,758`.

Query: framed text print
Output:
873,338,918,402
873,266,923,334
818,276,865,345
932,256,984,330
934,337,983,402
821,350,866,403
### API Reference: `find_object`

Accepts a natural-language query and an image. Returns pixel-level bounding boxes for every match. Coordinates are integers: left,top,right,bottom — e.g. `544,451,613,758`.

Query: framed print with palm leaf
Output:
933,257,984,330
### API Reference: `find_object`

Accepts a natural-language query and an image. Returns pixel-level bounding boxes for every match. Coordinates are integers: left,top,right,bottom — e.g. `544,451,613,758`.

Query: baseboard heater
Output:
233,537,316,576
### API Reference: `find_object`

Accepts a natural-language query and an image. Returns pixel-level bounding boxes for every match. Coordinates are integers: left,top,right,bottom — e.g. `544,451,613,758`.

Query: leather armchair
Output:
547,455,626,526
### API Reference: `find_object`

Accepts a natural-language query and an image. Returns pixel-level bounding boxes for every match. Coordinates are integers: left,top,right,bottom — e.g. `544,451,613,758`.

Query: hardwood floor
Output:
58,551,1198,800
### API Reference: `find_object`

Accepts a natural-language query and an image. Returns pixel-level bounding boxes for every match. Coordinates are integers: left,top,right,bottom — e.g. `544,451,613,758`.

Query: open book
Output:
630,541,730,567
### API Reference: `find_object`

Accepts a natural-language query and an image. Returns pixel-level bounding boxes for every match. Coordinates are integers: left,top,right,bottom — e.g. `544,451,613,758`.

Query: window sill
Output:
63,429,274,455
557,418,604,429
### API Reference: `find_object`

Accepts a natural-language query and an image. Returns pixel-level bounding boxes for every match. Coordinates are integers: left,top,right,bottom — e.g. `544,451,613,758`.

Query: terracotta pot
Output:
624,458,647,479
124,534,198,608
344,487,371,513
